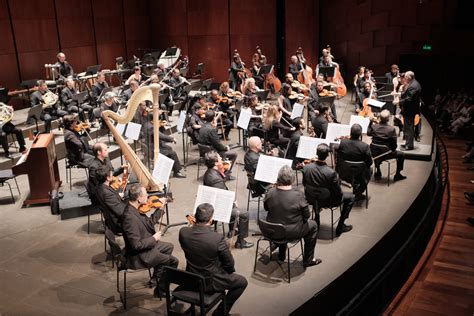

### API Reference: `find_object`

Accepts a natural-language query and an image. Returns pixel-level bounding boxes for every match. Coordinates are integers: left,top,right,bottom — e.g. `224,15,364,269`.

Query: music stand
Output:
319,95,336,107
165,47,178,56
72,91,89,106
200,78,213,94
260,64,273,75
27,104,43,135
85,64,101,76
159,91,169,105
98,87,113,102
195,63,204,76
255,90,270,101
318,66,335,78
0,88,8,103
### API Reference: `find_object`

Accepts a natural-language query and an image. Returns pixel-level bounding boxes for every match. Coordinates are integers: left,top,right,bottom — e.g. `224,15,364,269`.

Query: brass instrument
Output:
42,91,59,109
0,103,14,126
102,84,163,192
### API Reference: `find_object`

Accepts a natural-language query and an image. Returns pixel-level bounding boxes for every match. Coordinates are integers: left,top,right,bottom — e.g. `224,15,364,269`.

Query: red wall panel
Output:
187,35,229,83
187,0,228,36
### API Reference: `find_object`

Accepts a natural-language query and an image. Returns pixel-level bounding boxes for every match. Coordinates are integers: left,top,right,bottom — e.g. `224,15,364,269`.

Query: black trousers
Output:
279,220,318,263
211,272,248,315
1,122,26,153
229,207,249,242
403,115,415,149
375,150,405,175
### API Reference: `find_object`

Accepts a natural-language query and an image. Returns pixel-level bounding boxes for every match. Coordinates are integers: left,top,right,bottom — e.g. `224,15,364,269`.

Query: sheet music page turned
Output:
237,108,252,130
254,155,293,184
296,136,330,159
290,103,304,119
349,115,370,133
152,153,174,185
193,185,235,223
325,123,351,144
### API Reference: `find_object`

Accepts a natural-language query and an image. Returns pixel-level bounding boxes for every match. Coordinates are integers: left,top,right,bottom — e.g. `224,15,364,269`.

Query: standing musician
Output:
95,167,127,234
303,144,355,237
87,142,125,200
53,52,74,79
353,66,365,90
121,183,179,297
319,47,337,65
30,80,67,133
244,136,271,196
385,64,399,83
394,71,421,151
367,109,407,181
91,71,109,105
251,53,264,89
203,151,253,249
61,78,93,120
336,124,373,202
179,203,248,316
0,103,26,158
125,66,143,85
311,105,330,138
198,110,237,172
63,115,94,167
263,105,295,149
289,55,303,80
229,52,245,91
264,165,321,267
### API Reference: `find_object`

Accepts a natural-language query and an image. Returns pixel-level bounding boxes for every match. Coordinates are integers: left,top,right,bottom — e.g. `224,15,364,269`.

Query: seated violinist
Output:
244,136,271,196
278,83,293,120
186,98,206,144
88,142,125,200
263,105,295,149
208,89,233,139
244,95,264,133
198,110,237,173
286,117,306,168
308,80,338,122
63,115,94,167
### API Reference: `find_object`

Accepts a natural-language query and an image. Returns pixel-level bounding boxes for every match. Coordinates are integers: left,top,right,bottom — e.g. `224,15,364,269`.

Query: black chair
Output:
196,144,213,180
0,169,20,203
370,143,395,186
245,171,265,217
313,199,342,241
163,266,226,316
65,156,89,190
104,227,158,310
254,219,304,283
337,159,369,209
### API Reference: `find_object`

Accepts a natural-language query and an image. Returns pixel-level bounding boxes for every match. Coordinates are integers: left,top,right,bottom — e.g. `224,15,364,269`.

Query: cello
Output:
296,47,314,87
255,45,282,93
326,46,347,98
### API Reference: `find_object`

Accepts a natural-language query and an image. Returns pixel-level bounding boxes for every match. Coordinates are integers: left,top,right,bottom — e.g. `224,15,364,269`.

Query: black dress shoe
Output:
173,171,186,178
303,258,322,268
374,171,382,180
235,240,254,249
5,152,11,159
19,147,27,153
394,174,407,181
336,224,353,237
354,194,366,202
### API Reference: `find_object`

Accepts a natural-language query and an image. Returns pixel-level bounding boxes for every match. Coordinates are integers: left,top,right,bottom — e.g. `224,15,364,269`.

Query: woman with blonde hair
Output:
263,105,294,148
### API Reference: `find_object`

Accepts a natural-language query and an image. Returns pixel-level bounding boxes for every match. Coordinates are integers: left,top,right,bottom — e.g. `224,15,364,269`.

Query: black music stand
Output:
200,78,213,95
255,90,270,101
165,47,178,56
318,66,336,79
26,104,43,135
85,64,101,76
260,64,273,75
195,63,204,77
72,91,89,105
158,184,187,235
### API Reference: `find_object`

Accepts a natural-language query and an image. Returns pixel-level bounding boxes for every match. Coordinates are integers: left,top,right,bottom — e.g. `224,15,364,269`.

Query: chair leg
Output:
6,181,14,203
287,245,291,283
246,190,250,213
196,161,200,180
387,162,391,187
123,271,127,309
331,209,334,240
366,186,368,209
14,177,20,195
87,209,90,234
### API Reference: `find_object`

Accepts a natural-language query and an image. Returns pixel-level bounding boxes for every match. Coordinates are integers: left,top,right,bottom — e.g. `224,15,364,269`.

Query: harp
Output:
101,83,163,192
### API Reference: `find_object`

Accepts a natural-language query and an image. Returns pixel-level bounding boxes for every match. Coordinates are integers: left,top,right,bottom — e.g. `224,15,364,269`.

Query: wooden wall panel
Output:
187,0,228,36
0,54,20,89
187,35,229,82
96,43,126,70
123,0,151,58
0,0,19,88
62,46,97,72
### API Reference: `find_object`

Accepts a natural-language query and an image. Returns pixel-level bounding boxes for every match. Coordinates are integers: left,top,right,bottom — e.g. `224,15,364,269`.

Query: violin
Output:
289,91,305,100
110,165,129,191
222,160,232,171
139,192,173,214
319,89,337,97
74,121,91,133
186,214,196,225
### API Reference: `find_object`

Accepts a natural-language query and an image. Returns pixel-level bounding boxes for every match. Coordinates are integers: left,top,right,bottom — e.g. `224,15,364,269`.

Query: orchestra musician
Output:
95,167,127,234
92,92,118,127
198,110,237,172
308,80,338,122
30,80,67,133
61,78,93,120
264,165,321,267
241,77,259,100
251,53,264,88
91,71,109,105
353,66,365,90
121,183,179,297
303,144,355,236
318,55,337,68
53,52,74,79
244,136,271,196
311,105,330,138
164,68,189,113
229,52,245,91
122,79,139,102
63,115,94,167
244,95,264,133
367,109,407,181
0,103,26,158
385,64,399,83
179,203,248,316
394,71,421,151
289,55,303,80
357,81,374,113
208,89,233,140
202,151,253,249
278,83,293,120
263,105,295,149
319,48,337,65
125,66,143,85
336,124,373,202
286,116,306,167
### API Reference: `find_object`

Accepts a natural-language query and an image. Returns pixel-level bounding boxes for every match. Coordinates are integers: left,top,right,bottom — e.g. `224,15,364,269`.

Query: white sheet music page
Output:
325,123,351,144
193,185,235,223
349,115,370,133
254,155,293,183
237,108,252,130
296,136,330,159
176,111,186,133
125,122,142,140
290,103,304,119
152,153,174,185
116,123,126,136
368,99,385,108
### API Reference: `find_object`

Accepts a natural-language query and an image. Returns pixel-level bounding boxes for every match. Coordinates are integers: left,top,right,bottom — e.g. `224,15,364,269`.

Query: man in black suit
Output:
198,110,237,173
264,165,321,267
30,80,67,132
63,115,94,167
395,71,421,150
203,151,253,249
288,55,302,80
122,183,179,296
337,124,372,201
368,109,407,181
303,144,354,237
90,71,109,105
179,203,248,316
244,136,270,196
95,167,127,234
311,105,330,138
54,52,74,78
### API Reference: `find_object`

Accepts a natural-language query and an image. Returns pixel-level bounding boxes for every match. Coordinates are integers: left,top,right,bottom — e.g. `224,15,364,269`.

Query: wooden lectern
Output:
13,133,61,207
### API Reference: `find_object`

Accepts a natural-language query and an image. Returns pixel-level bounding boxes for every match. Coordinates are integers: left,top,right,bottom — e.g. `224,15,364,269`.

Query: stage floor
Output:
0,95,435,315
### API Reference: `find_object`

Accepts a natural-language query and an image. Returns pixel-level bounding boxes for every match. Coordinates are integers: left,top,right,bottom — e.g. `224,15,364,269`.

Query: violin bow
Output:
229,164,240,248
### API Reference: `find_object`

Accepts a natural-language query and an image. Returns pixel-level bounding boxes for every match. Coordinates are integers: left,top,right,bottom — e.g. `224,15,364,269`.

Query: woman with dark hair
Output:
278,83,293,119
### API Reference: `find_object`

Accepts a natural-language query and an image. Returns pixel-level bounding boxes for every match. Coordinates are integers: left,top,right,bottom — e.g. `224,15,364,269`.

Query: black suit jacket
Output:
307,84,321,112
289,63,301,80
96,183,126,234
264,187,311,240
122,204,162,269
179,224,235,291
30,90,44,107
303,161,343,206
311,115,328,138
244,150,259,173
203,168,228,190
367,121,397,151
198,123,226,152
337,139,373,168
64,128,85,162
61,87,77,108
399,79,421,118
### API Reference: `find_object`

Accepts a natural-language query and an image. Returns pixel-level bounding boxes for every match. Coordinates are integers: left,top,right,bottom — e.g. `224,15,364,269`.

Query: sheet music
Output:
254,155,293,183
193,185,235,223
176,111,186,132
237,108,252,130
116,123,126,136
152,153,174,185
125,122,141,141
325,123,351,144
296,136,330,159
368,99,385,108
349,115,370,133
290,102,304,119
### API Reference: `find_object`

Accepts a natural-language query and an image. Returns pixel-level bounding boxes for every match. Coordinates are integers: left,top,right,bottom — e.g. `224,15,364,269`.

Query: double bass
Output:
296,47,314,87
326,46,347,98
255,46,282,93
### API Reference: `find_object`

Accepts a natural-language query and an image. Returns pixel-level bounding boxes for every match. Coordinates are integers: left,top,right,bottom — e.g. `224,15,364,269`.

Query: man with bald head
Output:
244,136,270,195
54,52,74,78
289,55,303,80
